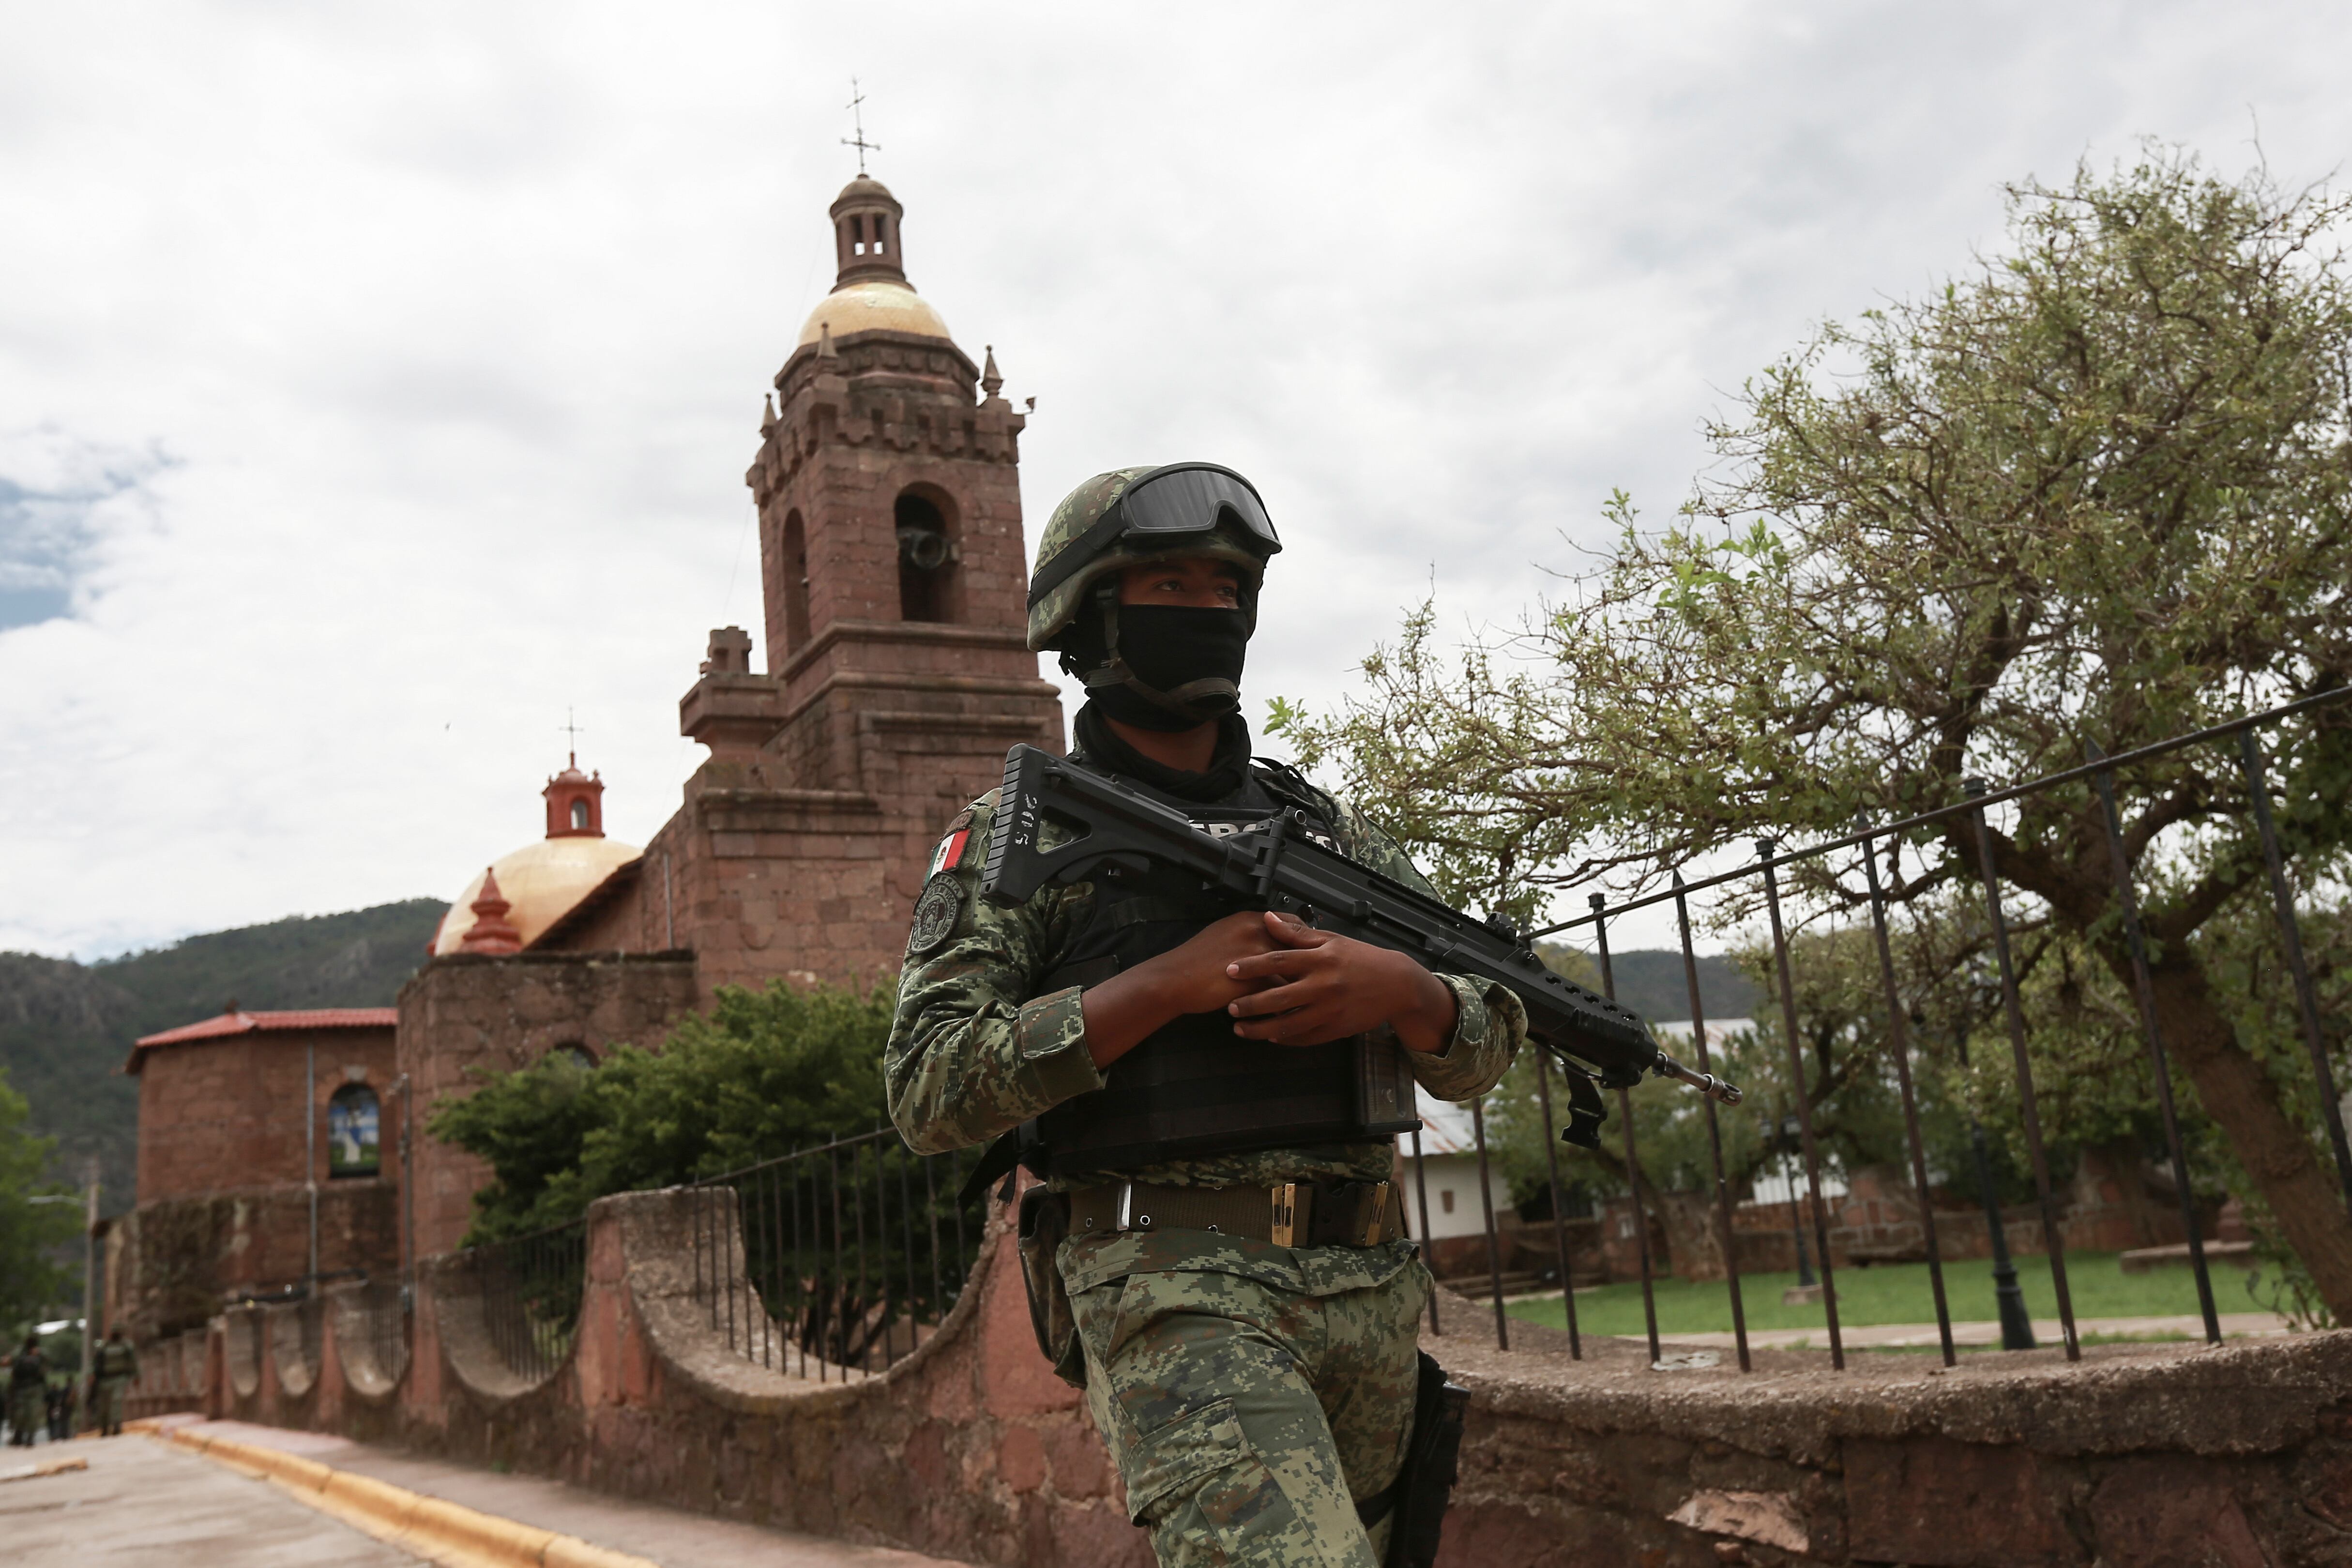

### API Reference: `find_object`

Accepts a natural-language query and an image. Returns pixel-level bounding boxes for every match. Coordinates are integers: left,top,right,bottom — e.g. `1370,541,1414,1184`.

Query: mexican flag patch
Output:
927,808,976,878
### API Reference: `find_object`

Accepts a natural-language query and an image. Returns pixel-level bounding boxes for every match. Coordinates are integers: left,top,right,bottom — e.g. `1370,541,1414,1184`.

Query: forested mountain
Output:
0,894,1753,1216
1538,944,1761,1028
0,899,445,1209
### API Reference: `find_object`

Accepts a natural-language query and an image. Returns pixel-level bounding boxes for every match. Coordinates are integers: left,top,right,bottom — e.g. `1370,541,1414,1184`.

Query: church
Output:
106,172,1065,1331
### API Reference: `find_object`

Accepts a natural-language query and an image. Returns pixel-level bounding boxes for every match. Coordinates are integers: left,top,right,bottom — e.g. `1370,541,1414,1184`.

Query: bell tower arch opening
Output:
895,486,958,623
781,509,812,653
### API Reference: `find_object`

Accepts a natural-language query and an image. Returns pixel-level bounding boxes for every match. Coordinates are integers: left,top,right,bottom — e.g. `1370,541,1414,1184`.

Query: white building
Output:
1651,1018,1850,1203
1396,1087,1515,1243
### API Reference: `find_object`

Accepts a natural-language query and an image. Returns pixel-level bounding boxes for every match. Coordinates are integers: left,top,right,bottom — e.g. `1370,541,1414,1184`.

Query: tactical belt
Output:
1066,1178,1400,1248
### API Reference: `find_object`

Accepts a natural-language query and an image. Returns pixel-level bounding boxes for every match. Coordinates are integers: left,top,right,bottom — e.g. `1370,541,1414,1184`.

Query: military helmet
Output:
1027,463,1281,652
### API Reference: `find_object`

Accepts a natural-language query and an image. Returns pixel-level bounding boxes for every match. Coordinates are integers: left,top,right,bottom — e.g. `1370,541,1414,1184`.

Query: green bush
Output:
0,1068,79,1324
428,979,896,1244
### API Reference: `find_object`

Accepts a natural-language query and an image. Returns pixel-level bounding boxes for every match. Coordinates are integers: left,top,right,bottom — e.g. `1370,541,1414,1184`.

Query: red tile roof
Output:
125,1008,398,1074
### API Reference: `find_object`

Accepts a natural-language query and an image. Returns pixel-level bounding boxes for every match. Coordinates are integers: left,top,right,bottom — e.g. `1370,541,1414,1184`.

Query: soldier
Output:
6,1335,44,1446
91,1325,137,1437
888,464,1524,1567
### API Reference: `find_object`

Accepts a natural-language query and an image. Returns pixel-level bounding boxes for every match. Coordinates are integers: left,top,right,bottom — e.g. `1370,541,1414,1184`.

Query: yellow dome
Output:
797,279,951,347
433,836,642,956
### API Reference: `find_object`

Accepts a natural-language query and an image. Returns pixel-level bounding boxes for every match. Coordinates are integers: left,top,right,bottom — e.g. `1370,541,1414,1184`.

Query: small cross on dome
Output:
842,78,881,175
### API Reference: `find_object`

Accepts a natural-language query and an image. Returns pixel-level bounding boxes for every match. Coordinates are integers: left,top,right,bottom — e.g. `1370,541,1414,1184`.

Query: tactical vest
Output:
1025,760,1422,1178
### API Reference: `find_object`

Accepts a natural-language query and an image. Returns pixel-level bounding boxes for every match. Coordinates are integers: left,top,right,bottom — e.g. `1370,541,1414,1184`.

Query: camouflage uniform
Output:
93,1335,137,1436
889,779,1522,1566
6,1344,45,1446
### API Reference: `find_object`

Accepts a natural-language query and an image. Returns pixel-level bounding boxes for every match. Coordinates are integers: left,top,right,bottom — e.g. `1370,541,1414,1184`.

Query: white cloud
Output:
1,0,2347,957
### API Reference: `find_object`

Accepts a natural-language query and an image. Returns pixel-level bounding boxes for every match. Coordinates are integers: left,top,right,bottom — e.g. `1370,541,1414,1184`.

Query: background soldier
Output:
888,464,1524,1567
46,1369,75,1442
6,1335,45,1446
91,1325,137,1437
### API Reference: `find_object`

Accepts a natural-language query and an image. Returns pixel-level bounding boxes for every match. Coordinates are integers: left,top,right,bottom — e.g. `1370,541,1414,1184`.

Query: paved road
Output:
181,1420,968,1567
6,1424,970,1568
3,1431,422,1567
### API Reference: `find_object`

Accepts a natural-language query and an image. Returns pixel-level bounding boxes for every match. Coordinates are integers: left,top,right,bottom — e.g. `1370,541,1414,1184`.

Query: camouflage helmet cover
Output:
1026,465,1276,652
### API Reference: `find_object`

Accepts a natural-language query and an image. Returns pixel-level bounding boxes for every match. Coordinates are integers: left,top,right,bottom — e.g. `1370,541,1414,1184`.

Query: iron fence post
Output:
1858,830,1956,1367
1471,1096,1510,1350
2237,728,2352,1211
1672,872,1747,1372
1409,1124,1441,1336
1757,839,1844,1369
1593,894,1662,1365
1530,1055,1582,1358
2090,744,2222,1344
1964,778,2079,1361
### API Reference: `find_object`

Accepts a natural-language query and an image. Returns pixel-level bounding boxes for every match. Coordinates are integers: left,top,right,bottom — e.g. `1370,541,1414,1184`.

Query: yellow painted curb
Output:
162,1428,661,1568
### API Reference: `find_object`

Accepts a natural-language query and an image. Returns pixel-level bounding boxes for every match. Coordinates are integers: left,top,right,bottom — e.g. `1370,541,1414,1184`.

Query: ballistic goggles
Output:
1027,462,1281,609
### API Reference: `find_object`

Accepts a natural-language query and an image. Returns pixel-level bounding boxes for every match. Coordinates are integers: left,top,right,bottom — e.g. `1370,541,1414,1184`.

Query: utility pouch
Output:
1016,1185,1087,1388
1382,1352,1471,1568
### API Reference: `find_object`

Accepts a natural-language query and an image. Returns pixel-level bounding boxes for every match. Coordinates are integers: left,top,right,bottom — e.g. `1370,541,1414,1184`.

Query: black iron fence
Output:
452,1220,586,1383
686,1129,984,1381
425,689,2341,1384
1442,685,2352,1372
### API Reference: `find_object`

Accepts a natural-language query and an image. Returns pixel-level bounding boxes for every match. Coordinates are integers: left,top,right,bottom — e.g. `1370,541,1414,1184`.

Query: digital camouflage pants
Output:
7,1386,43,1445
97,1378,128,1434
1071,1254,1427,1567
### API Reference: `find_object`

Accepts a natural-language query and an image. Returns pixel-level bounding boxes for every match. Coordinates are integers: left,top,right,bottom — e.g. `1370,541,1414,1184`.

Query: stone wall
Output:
103,1179,395,1340
133,1023,397,1203
211,1185,1151,1567
396,951,699,1262
1597,1149,2221,1284
1437,1312,2352,1567
195,1179,2352,1566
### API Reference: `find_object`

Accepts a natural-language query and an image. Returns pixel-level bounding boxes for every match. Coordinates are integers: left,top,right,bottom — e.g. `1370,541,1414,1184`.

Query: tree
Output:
0,1068,79,1326
1282,147,2352,1310
429,979,896,1243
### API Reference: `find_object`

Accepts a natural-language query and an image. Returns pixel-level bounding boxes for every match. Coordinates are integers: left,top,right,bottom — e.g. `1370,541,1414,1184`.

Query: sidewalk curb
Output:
161,1427,657,1568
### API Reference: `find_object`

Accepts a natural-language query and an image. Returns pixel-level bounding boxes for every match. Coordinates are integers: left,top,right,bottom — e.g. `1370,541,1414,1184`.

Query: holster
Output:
1378,1351,1471,1568
1016,1186,1088,1388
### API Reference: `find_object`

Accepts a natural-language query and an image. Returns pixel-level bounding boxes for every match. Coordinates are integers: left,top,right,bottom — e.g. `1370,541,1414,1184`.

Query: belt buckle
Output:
1270,1183,1305,1247
1115,1181,1153,1232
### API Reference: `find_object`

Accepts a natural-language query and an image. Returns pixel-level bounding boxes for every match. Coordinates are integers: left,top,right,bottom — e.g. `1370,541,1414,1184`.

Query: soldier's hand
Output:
1078,912,1283,1069
1223,912,1459,1052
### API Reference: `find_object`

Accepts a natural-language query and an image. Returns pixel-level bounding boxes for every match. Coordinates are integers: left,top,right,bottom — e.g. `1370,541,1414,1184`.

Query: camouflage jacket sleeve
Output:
886,792,1106,1155
1330,796,1527,1103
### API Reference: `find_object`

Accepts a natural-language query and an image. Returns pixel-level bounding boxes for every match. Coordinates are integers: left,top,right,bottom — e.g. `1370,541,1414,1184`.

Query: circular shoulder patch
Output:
907,874,967,958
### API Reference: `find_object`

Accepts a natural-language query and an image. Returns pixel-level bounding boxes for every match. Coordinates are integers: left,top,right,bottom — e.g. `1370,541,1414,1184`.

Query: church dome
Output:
797,279,952,347
431,835,641,956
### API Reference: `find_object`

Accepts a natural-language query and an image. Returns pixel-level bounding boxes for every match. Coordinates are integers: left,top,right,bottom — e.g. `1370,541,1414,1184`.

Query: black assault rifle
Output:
979,745,1742,1148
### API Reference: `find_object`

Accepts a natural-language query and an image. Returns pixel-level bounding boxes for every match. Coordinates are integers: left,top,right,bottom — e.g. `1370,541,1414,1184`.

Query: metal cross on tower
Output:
842,77,880,173
559,707,586,769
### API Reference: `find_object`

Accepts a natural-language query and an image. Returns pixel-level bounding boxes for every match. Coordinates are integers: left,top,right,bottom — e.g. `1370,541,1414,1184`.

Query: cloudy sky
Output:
4,0,2349,959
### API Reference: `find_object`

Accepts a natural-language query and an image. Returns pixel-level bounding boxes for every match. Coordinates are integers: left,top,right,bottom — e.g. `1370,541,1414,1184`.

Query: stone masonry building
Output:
396,172,1064,1261
105,1007,399,1338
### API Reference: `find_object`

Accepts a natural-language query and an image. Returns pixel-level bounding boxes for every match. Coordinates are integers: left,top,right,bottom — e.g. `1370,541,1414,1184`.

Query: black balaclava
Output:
1071,703,1252,802
1061,589,1253,732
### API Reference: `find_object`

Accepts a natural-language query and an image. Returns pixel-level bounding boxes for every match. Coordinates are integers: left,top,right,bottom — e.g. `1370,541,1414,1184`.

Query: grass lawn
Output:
1504,1252,2266,1338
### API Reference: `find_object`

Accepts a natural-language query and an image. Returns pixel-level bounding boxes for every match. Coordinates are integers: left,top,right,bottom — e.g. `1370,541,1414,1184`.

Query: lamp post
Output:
1957,973,2035,1351
1760,1110,1815,1287
28,1167,99,1385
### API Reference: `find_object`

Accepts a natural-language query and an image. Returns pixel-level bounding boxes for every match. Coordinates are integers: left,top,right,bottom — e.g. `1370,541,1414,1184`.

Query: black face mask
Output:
1064,603,1252,731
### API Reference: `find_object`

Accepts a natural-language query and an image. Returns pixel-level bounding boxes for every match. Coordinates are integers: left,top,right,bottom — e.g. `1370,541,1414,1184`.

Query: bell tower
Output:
661,172,1063,990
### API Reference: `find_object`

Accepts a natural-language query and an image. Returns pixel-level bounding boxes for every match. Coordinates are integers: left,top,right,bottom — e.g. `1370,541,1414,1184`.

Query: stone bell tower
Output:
652,172,1063,990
